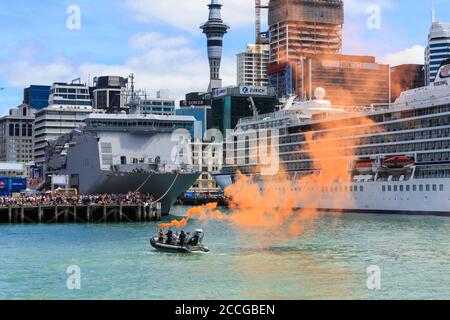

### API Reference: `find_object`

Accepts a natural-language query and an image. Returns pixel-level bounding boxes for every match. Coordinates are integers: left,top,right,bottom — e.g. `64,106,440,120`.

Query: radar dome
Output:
314,87,326,100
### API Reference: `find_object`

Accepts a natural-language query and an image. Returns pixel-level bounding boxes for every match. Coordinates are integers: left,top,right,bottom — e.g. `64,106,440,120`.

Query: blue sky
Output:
0,0,449,115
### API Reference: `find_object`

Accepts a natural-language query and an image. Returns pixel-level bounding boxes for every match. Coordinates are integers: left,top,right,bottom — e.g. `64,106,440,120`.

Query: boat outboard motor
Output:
188,229,204,246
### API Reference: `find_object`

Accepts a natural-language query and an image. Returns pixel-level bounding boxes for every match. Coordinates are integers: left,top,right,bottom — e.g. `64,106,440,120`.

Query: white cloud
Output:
0,33,237,102
130,32,190,50
379,45,425,66
1,58,75,88
124,0,255,33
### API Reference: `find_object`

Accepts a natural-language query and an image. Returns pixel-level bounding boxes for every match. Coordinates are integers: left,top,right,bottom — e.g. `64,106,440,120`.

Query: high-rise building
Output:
92,76,127,113
34,82,93,165
23,85,51,110
0,104,36,163
200,0,229,92
391,64,425,102
297,54,390,106
268,0,344,97
425,19,450,84
425,1,450,84
237,44,270,87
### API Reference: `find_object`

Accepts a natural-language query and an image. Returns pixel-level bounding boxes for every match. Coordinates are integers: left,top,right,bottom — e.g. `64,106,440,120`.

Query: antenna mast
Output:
432,0,436,23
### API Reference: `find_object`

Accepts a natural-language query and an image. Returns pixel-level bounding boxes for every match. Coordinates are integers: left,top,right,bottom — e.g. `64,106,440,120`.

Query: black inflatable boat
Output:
150,229,210,253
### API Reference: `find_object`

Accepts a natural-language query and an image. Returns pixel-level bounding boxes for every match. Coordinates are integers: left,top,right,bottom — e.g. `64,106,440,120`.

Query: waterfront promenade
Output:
0,193,161,224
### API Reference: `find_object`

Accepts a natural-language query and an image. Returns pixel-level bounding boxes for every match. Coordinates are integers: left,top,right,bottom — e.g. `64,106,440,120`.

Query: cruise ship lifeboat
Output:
382,156,415,169
354,159,374,173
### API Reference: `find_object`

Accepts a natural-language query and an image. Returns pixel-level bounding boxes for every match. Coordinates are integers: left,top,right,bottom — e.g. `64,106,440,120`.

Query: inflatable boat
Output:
150,229,210,253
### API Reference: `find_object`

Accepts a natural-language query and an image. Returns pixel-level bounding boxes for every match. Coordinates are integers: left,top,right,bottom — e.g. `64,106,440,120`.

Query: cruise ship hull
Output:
213,173,450,216
81,171,200,215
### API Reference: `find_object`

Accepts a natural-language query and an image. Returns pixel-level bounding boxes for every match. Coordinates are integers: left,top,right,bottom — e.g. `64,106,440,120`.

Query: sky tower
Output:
200,0,229,92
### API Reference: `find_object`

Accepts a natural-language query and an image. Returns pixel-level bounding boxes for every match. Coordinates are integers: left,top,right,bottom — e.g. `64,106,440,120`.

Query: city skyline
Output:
1,0,449,113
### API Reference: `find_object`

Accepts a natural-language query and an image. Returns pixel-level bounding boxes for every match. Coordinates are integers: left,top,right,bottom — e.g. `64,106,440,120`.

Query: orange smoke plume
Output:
158,202,222,229
224,114,382,242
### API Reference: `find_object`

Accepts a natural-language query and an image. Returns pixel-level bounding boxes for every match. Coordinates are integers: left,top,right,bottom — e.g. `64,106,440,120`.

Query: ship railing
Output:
236,104,390,126
237,110,293,125
112,163,159,173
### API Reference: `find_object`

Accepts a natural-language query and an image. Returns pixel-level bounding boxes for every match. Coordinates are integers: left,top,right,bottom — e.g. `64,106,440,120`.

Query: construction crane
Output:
247,97,259,117
255,0,269,86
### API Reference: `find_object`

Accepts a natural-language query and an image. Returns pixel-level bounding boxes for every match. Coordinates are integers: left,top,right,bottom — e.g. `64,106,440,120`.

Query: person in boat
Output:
166,229,173,244
158,229,164,243
172,232,178,245
188,233,199,246
179,230,186,246
192,234,199,246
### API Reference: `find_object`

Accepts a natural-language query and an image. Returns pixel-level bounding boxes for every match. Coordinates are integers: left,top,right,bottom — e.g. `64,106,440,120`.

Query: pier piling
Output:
38,206,43,223
87,205,91,223
0,202,162,224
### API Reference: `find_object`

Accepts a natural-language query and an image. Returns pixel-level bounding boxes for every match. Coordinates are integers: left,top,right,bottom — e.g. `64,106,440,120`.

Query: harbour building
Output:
177,93,219,196
140,90,176,116
425,3,450,85
92,76,127,113
297,54,390,106
23,85,51,110
34,82,93,166
237,44,270,87
178,92,212,139
210,86,277,134
201,0,230,91
0,104,36,163
391,64,425,102
189,139,221,194
268,0,344,97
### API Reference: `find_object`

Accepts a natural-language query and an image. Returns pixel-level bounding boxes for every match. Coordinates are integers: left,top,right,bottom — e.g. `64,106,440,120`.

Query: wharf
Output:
0,202,161,224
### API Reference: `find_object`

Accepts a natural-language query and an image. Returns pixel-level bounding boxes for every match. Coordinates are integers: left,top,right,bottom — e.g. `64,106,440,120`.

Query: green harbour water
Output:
1,206,450,300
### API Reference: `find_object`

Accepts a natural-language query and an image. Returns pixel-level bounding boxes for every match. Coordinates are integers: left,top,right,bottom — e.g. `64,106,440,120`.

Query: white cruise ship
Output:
214,61,450,215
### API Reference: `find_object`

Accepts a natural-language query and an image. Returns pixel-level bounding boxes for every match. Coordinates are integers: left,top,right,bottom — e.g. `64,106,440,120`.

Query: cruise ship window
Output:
440,185,444,192
419,185,424,192
360,186,364,192
426,185,431,192
400,185,404,192
406,185,410,192
382,185,386,192
412,185,417,192
433,185,437,192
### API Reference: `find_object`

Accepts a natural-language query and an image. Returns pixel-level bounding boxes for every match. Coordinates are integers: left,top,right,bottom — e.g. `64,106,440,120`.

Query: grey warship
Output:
45,112,200,215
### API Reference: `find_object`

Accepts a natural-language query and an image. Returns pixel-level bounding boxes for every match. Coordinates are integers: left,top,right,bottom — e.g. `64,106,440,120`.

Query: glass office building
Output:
23,85,51,110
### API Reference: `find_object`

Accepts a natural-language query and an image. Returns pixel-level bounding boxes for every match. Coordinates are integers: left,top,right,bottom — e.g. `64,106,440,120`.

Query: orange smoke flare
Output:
224,113,382,243
158,202,221,229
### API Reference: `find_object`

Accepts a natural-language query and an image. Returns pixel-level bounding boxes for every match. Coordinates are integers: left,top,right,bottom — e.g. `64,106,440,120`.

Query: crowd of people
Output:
0,192,156,207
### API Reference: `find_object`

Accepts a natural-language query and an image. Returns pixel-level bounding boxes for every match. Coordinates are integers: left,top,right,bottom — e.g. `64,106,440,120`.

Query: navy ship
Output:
45,112,200,215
